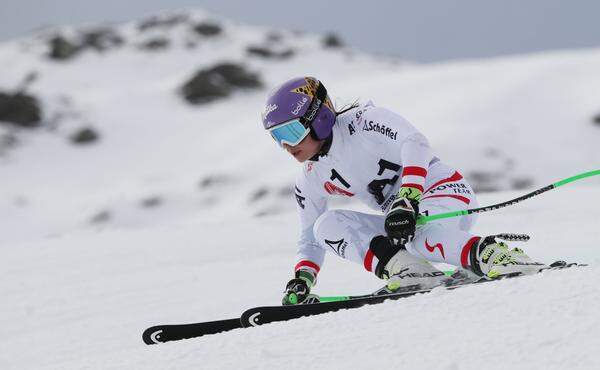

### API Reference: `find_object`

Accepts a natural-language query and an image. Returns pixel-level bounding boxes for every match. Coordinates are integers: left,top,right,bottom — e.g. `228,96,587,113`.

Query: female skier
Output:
261,77,544,305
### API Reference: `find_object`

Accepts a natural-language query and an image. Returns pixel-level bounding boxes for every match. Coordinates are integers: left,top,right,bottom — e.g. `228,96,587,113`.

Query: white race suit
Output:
292,102,482,279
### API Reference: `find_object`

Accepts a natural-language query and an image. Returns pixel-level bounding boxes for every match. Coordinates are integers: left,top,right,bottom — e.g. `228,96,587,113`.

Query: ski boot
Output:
370,235,448,292
469,234,546,278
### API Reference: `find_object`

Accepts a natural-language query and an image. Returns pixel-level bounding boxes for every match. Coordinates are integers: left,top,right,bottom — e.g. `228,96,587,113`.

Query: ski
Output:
142,318,242,345
143,261,583,344
240,261,583,327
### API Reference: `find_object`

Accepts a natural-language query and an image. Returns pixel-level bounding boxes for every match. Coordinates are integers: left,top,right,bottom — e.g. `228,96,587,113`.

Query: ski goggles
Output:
268,118,311,147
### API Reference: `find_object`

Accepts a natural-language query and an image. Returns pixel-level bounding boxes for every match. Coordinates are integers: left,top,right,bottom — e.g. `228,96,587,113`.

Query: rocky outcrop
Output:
70,127,99,144
246,46,294,59
0,92,42,127
322,32,344,48
48,36,79,60
137,14,189,31
192,22,223,37
138,37,170,51
47,28,124,60
181,63,263,104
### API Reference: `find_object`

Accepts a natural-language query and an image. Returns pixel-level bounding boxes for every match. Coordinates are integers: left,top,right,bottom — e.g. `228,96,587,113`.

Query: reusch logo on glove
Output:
389,220,409,226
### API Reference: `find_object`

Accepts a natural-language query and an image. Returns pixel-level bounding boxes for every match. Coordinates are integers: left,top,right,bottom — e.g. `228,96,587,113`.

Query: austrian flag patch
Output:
324,182,355,197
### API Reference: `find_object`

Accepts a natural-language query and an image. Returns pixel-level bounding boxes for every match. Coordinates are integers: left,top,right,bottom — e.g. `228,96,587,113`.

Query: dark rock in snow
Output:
593,113,600,126
182,72,229,103
48,35,79,60
48,28,123,60
80,28,124,52
70,127,99,144
246,46,275,58
140,196,163,208
139,38,170,50
193,22,222,37
249,187,269,202
246,46,294,60
322,32,344,48
0,92,42,127
210,64,263,88
138,14,189,31
90,210,111,224
181,63,263,104
198,174,232,189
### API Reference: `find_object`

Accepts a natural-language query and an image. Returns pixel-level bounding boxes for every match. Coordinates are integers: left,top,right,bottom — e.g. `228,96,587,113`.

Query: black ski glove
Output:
384,187,421,245
282,270,317,305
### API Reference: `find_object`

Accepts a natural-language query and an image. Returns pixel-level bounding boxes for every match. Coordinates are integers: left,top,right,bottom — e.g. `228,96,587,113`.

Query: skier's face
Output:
283,134,323,163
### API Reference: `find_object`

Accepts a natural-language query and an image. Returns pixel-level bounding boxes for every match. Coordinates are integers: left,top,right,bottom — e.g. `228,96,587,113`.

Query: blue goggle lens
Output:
269,119,310,147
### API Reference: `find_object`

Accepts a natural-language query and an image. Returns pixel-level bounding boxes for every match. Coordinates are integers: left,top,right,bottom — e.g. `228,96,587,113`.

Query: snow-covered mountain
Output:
1,8,599,244
0,9,398,243
0,8,599,370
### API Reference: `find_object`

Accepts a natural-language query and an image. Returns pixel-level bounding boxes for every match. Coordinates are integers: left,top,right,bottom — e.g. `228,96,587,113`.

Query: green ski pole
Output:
416,169,600,226
318,271,456,302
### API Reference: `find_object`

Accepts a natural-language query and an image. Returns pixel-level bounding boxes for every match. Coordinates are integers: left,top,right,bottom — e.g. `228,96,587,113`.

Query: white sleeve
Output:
293,167,327,278
399,133,432,194
359,106,433,194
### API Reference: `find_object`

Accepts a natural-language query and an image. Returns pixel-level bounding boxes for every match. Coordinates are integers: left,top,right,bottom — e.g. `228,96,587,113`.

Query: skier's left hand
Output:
384,187,422,245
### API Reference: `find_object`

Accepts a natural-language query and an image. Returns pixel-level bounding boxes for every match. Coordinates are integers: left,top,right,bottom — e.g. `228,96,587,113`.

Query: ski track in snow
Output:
1,9,600,370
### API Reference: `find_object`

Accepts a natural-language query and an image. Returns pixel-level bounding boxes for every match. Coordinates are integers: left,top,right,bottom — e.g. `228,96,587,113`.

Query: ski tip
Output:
142,326,165,345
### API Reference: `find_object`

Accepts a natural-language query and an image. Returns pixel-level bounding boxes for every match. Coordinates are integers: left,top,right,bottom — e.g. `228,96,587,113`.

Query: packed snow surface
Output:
2,187,599,370
1,9,599,370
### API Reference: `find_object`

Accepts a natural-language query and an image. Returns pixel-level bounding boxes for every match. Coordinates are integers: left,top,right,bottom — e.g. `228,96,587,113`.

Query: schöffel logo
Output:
363,120,398,140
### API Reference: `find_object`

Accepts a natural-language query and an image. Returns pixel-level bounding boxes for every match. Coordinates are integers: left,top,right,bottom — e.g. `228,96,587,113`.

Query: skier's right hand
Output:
385,187,422,245
282,270,316,305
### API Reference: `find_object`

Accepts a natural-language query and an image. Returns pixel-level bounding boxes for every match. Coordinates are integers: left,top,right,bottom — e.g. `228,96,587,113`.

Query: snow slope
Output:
1,8,599,370
1,186,599,370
